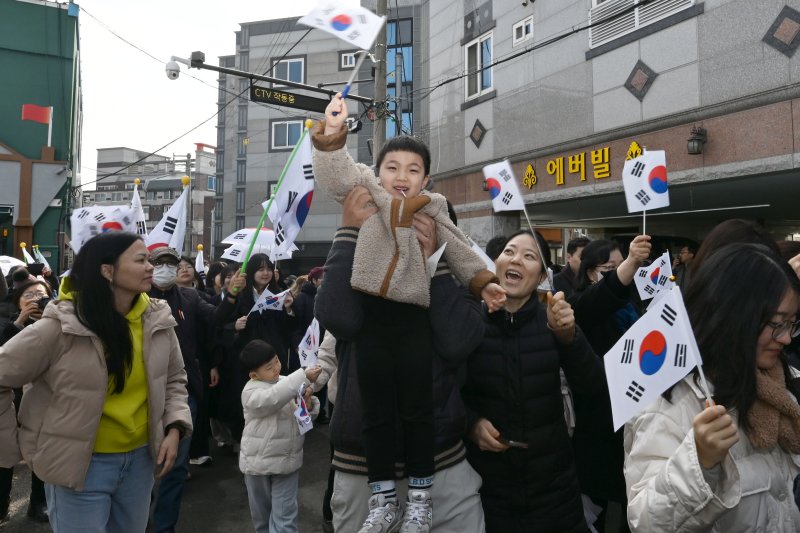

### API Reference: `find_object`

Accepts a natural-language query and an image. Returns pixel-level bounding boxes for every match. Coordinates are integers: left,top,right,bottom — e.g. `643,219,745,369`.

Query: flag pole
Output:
333,51,369,116
47,107,53,147
521,205,555,291
233,120,313,289
674,289,713,403
643,209,646,236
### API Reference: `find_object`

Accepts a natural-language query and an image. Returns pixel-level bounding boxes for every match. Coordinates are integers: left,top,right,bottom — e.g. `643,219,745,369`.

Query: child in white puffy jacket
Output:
238,339,321,533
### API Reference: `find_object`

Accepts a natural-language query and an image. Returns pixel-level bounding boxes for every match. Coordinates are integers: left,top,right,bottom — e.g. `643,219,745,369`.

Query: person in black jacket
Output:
568,235,650,533
292,266,328,422
147,246,243,533
315,186,488,533
461,229,604,533
553,236,590,299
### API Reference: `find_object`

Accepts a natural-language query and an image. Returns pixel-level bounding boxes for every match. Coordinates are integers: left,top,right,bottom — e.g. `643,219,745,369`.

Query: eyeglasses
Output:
21,291,48,300
767,319,800,341
177,264,194,271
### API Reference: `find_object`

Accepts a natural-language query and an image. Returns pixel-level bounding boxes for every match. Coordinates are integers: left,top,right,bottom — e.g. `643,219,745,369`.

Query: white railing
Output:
589,0,695,48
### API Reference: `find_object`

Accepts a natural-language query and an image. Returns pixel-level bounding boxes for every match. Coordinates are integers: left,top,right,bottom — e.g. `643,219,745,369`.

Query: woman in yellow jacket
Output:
0,231,192,533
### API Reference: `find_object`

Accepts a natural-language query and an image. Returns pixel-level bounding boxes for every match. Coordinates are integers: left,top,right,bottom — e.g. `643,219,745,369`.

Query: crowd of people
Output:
1,115,800,532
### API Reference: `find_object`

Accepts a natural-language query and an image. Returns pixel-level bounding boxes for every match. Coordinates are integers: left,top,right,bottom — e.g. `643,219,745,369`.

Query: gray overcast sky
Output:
76,0,359,189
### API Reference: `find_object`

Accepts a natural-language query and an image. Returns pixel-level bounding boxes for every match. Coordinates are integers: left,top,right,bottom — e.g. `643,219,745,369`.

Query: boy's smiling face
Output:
378,150,430,200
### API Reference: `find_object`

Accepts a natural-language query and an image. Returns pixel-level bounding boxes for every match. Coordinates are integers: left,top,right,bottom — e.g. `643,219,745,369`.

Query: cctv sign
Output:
250,86,329,114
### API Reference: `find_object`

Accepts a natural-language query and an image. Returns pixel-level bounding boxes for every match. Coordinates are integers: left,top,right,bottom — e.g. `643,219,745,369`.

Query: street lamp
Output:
687,126,707,155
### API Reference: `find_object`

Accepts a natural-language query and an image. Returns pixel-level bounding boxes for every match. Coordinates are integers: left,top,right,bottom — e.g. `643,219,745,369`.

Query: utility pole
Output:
395,51,403,136
372,0,388,165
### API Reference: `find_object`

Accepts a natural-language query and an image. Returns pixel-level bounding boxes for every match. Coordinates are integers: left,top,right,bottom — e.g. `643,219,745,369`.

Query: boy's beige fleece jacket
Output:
312,121,497,308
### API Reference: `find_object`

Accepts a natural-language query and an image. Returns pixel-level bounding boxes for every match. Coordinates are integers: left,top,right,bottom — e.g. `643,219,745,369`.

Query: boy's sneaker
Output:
357,493,402,533
400,490,432,533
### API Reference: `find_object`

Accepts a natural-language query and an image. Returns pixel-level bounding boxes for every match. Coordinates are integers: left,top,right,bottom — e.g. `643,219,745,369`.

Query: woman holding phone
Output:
462,230,605,533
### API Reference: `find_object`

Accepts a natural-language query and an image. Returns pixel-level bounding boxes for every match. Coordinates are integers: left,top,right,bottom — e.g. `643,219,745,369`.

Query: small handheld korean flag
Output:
622,150,669,213
298,1,386,49
19,243,35,265
70,205,137,253
298,318,320,368
32,245,51,271
634,251,673,301
249,288,291,315
604,287,701,430
146,178,189,255
482,160,526,212
195,245,206,285
294,384,314,435
131,179,148,236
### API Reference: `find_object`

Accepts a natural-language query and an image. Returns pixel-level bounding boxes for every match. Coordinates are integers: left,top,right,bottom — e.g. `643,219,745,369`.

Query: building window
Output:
465,31,493,100
513,16,533,46
238,106,248,131
237,161,247,184
214,223,222,243
142,205,150,221
271,57,305,86
236,189,245,212
239,51,249,72
215,198,223,216
341,52,356,69
589,0,696,48
207,176,216,191
216,153,224,171
271,120,303,150
238,134,247,157
236,216,245,230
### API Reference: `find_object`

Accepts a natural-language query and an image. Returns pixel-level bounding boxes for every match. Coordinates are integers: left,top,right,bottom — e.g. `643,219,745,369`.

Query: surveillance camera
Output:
166,61,180,80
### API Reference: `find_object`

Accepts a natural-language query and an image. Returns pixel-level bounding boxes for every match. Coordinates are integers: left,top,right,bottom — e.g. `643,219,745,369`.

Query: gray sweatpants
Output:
331,459,486,533
244,471,299,533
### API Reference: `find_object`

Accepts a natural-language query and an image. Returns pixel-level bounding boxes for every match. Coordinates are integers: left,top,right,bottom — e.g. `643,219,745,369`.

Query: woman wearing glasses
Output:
568,235,651,532
625,243,800,532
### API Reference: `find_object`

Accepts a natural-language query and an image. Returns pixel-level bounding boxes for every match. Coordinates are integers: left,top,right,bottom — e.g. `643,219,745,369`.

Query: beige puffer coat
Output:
0,297,192,490
624,375,800,532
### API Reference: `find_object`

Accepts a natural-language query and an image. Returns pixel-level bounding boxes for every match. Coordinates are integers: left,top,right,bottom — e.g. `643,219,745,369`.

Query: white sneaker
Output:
358,493,402,533
189,456,212,466
400,489,432,533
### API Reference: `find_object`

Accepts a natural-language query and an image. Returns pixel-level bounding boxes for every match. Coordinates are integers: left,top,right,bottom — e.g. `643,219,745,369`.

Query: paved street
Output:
1,424,332,532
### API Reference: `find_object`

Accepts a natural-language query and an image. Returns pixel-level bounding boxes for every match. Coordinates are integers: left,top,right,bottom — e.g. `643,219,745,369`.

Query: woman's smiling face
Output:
495,233,545,302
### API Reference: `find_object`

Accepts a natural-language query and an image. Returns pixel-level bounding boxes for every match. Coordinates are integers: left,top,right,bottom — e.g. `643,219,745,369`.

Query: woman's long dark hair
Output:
205,261,228,294
245,254,278,295
684,243,800,433
575,239,620,292
70,232,142,394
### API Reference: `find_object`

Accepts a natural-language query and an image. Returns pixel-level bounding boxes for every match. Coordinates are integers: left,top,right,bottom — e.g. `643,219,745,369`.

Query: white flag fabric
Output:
32,245,51,270
145,186,188,254
294,384,314,435
195,248,206,284
298,1,386,49
482,160,526,212
265,134,315,262
622,150,670,213
426,242,447,280
0,255,25,276
249,288,291,315
604,287,701,430
468,237,496,273
222,227,276,247
634,251,673,301
220,242,297,263
70,205,137,254
20,246,35,265
130,183,148,236
298,318,320,368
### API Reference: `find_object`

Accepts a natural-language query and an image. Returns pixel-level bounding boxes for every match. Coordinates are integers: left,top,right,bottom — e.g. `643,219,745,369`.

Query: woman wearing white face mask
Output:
568,235,651,532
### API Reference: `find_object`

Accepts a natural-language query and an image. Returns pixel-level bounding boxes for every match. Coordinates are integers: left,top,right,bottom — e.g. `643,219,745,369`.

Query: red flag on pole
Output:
21,104,52,124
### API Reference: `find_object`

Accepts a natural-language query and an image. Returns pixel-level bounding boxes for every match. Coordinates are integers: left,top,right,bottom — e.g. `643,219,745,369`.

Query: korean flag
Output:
634,251,673,301
482,160,526,213
622,150,669,213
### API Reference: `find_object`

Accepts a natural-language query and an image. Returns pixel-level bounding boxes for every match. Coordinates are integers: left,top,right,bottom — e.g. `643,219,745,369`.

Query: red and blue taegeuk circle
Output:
649,266,660,284
647,165,668,194
101,221,124,232
330,14,352,31
486,177,502,199
639,330,667,375
295,191,314,227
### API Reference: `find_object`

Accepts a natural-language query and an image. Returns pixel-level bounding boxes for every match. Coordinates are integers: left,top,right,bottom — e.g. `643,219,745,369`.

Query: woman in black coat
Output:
568,235,650,531
462,230,605,533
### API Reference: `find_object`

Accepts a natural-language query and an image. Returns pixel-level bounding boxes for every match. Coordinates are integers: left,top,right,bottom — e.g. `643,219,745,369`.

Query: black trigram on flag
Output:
303,164,314,180
644,285,655,295
136,221,147,235
661,304,677,327
635,190,651,205
233,232,247,241
228,248,241,257
657,275,668,286
77,209,90,219
620,339,634,364
164,216,178,235
502,192,513,205
631,161,645,178
673,343,687,367
94,213,106,222
626,381,645,402
638,269,648,278
274,222,286,246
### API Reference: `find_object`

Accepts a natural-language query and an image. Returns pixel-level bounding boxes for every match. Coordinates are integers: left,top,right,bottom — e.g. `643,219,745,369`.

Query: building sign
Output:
521,141,639,189
250,85,329,114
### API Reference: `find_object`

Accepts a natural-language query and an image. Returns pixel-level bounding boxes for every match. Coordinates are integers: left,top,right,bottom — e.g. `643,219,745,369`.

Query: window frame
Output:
512,16,534,47
270,56,306,88
464,30,494,101
340,52,356,69
270,119,304,151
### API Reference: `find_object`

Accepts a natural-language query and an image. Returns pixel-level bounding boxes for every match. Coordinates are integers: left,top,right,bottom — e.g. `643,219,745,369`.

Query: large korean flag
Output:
298,1,386,49
265,135,314,262
604,287,701,430
70,205,137,254
482,160,526,212
622,150,669,213
146,186,188,254
249,288,291,315
634,251,673,301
